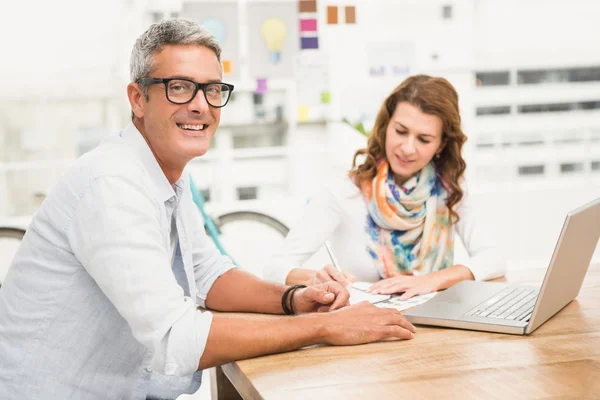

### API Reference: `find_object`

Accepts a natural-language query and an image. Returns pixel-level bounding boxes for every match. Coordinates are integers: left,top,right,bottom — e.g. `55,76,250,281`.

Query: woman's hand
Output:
367,265,475,300
367,274,441,299
310,264,356,288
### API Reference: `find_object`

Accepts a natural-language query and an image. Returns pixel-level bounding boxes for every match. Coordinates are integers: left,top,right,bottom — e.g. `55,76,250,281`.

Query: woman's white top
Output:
264,175,506,284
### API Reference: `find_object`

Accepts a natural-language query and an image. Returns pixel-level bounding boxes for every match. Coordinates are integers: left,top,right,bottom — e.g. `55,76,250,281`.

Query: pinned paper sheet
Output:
297,105,309,121
298,0,317,12
255,78,268,94
222,59,232,74
300,18,317,32
345,6,356,24
327,6,338,24
300,37,319,50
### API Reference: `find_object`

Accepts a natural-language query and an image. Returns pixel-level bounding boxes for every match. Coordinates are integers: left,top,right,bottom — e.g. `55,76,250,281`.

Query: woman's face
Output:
385,101,445,185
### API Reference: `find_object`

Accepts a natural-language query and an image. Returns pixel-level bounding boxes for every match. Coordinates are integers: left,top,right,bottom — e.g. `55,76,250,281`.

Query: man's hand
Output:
292,281,351,314
311,264,356,287
320,302,416,345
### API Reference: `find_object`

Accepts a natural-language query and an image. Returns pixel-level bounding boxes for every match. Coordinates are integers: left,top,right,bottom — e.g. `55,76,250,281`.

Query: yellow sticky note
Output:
298,106,309,121
222,60,232,74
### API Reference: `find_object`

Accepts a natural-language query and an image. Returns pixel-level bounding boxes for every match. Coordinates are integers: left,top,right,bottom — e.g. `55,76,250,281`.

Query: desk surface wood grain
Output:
217,264,600,400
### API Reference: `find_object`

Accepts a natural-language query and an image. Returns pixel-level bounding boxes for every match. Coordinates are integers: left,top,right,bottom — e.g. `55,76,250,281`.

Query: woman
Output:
264,75,506,299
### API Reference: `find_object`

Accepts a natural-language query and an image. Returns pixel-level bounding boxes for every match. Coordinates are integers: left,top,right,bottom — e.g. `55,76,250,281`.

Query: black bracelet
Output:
289,285,306,315
281,284,307,315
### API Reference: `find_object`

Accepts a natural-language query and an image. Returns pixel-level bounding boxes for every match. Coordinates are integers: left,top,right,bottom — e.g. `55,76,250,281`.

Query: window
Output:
442,5,453,19
560,162,584,174
554,132,582,144
518,139,544,146
518,101,600,114
517,66,600,84
516,133,544,147
237,186,258,200
475,71,510,87
476,106,511,116
569,67,600,82
518,102,573,114
592,161,600,171
518,165,545,176
518,69,567,84
475,134,495,148
580,101,600,110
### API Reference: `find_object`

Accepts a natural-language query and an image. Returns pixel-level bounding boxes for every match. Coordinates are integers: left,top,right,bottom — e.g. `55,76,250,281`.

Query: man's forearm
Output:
199,312,324,369
205,268,287,314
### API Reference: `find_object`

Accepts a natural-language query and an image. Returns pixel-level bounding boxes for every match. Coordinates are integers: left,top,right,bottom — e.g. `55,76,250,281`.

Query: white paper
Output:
375,292,438,312
349,281,391,305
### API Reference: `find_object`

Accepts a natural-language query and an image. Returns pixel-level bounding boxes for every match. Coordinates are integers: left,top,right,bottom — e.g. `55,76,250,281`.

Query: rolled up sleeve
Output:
67,175,213,377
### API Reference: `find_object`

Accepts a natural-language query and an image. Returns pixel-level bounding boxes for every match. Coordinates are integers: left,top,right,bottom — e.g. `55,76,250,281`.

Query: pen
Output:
324,241,341,271
324,241,352,290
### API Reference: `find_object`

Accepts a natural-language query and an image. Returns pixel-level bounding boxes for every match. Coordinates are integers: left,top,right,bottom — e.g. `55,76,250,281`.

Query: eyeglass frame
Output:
137,77,235,108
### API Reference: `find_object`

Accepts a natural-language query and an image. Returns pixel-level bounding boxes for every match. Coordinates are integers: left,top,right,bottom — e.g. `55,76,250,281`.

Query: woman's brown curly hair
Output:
349,74,467,223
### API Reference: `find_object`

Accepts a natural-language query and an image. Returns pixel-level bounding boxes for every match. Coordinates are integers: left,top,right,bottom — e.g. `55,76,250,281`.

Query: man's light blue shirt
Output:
0,123,235,399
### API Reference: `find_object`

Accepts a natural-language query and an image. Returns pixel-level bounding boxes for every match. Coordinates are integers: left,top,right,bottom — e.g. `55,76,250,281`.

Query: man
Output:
0,20,416,399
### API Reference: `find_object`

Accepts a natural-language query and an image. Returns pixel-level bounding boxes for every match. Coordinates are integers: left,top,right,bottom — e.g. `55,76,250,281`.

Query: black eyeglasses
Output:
138,77,235,108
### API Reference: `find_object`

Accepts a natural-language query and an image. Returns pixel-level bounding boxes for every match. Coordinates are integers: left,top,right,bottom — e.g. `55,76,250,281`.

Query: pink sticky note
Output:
255,78,268,94
300,18,317,32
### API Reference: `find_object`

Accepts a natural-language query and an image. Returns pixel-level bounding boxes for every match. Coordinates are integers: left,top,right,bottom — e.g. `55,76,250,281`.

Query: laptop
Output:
404,197,600,335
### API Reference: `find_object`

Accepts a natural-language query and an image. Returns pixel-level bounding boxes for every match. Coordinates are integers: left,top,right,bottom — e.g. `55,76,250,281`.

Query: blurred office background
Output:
1,0,599,398
2,0,600,281
2,0,600,273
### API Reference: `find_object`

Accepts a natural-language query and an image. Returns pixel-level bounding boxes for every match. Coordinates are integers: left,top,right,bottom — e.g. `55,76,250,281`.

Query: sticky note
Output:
222,59,232,74
298,106,309,121
345,6,356,24
255,78,268,94
327,6,338,24
299,0,317,13
300,18,317,32
320,91,331,104
300,37,319,50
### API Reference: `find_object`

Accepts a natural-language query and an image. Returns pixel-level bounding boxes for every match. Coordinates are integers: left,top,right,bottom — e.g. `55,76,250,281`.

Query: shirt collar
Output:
119,122,187,204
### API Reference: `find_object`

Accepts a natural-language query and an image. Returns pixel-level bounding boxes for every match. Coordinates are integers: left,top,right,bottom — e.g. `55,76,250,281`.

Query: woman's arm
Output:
263,180,349,284
454,188,507,281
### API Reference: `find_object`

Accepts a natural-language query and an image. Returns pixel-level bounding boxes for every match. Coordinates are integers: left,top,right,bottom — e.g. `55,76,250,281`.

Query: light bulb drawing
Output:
261,18,287,64
201,17,226,44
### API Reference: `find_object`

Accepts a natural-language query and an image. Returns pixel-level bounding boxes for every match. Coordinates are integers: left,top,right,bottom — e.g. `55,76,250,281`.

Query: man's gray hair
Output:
130,19,222,84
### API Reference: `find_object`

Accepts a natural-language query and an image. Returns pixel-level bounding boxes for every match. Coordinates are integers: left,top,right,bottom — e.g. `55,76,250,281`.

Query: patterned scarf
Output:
362,160,454,278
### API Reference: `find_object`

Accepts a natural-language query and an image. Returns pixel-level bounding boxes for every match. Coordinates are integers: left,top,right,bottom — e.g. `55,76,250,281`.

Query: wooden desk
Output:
211,264,600,399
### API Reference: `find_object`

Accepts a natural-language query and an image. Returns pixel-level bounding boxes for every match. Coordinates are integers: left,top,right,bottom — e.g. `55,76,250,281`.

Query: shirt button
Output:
146,367,152,372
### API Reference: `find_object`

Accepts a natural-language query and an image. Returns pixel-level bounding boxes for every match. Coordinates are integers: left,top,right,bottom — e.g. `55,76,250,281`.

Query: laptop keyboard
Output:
464,287,538,322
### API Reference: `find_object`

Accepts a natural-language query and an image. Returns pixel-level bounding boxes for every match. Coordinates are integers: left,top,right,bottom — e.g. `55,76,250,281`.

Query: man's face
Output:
130,44,222,169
